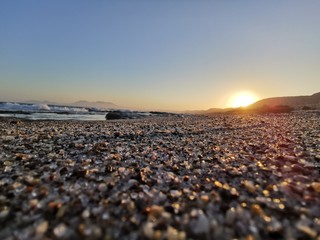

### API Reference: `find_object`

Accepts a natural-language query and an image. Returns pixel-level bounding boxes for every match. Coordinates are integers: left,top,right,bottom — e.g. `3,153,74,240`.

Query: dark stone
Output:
105,111,141,120
105,111,124,120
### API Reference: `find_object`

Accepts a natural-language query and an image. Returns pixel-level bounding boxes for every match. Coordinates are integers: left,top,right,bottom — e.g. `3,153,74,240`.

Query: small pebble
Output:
311,182,320,193
243,180,256,193
36,221,48,235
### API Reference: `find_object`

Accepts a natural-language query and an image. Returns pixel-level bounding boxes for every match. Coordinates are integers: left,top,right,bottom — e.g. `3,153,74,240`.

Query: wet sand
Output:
0,113,319,239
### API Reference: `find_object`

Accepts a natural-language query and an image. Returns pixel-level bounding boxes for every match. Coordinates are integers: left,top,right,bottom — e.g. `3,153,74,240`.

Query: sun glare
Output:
228,92,258,108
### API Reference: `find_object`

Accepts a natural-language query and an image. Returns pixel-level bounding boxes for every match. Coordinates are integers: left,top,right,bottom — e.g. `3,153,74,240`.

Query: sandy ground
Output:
0,113,320,240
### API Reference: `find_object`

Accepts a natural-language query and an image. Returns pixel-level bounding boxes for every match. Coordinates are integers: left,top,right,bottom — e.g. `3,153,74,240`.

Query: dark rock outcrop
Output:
105,111,142,120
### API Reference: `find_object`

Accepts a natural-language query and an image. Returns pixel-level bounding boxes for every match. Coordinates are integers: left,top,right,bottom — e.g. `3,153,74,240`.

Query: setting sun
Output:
228,92,259,108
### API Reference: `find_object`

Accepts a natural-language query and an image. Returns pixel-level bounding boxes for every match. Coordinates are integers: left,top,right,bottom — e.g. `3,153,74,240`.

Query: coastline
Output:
1,113,319,239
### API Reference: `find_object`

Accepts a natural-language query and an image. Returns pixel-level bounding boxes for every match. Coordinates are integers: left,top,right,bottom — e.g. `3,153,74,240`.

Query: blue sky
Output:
1,1,319,110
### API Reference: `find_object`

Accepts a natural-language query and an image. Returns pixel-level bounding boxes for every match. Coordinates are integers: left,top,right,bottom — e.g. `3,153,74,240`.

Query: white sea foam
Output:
0,102,89,113
38,104,51,111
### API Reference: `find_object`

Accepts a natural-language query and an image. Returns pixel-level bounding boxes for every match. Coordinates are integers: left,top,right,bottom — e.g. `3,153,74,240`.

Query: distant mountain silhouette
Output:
70,100,119,109
25,100,120,109
247,92,320,110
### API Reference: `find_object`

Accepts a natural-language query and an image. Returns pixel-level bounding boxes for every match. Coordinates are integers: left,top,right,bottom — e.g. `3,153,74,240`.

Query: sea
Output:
0,102,107,121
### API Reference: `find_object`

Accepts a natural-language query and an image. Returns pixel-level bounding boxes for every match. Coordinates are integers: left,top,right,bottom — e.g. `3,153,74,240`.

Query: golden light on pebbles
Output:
214,180,223,188
189,195,196,201
245,234,255,240
266,184,278,192
2,110,320,239
223,183,230,190
146,205,164,220
273,199,281,204
230,188,239,196
311,182,320,193
278,204,285,210
263,216,272,222
257,161,264,168
200,195,209,202
296,223,317,238
262,190,270,197
165,226,186,240
243,180,256,193
171,203,180,213
250,204,264,216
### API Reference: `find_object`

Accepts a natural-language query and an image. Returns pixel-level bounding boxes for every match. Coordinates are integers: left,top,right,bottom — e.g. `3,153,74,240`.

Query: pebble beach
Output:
1,112,320,240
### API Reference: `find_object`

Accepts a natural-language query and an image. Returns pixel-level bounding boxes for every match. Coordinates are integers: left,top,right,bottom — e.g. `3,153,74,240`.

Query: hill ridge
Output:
248,92,320,110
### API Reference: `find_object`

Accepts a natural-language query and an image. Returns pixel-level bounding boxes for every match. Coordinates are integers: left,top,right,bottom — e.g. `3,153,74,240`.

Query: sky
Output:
0,1,319,111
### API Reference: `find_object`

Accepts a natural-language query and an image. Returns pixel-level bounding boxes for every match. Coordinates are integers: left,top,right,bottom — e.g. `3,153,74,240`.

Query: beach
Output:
0,112,319,239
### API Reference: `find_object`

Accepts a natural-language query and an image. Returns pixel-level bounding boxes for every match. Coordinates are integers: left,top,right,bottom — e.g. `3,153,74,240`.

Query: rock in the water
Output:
105,110,141,120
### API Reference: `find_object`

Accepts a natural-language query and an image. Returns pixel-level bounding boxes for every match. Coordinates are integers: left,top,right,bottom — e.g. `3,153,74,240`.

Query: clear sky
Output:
1,1,319,111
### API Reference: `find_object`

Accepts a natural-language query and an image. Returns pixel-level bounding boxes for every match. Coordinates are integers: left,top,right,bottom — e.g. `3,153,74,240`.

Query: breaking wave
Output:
0,102,89,113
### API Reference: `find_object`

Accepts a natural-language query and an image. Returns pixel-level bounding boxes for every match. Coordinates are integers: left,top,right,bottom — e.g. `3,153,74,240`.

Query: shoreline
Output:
1,112,319,239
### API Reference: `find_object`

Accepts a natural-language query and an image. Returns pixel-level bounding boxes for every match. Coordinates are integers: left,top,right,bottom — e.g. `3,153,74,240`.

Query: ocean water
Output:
0,102,177,121
0,112,107,121
0,102,107,121
0,102,88,112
